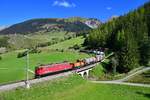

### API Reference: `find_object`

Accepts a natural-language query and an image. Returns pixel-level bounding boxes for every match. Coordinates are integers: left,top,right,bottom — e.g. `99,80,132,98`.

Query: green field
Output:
46,36,85,50
28,31,75,42
0,75,149,100
2,31,75,49
0,37,88,84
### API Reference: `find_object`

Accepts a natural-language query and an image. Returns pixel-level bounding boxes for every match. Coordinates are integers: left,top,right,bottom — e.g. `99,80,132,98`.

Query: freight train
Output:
35,52,105,78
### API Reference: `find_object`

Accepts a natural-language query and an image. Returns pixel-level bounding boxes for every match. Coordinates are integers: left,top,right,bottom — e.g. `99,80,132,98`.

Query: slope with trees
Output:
84,2,150,73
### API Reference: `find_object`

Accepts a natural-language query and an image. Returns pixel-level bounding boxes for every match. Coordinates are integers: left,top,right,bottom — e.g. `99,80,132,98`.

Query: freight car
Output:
70,60,85,68
96,52,105,62
84,57,97,65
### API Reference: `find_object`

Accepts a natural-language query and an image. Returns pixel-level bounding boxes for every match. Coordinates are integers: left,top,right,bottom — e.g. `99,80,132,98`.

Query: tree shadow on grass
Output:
136,92,150,99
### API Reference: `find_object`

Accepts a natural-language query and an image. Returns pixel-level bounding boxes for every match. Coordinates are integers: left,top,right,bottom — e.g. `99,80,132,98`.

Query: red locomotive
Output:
35,63,73,78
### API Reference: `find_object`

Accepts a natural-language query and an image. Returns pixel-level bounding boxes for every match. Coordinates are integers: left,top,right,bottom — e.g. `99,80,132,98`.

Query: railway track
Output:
0,71,74,92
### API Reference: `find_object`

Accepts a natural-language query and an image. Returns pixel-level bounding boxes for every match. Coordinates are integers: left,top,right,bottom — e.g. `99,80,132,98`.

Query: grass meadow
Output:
0,75,149,100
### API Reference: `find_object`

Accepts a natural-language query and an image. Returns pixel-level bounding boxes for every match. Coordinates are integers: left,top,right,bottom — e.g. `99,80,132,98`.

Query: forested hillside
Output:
84,2,150,72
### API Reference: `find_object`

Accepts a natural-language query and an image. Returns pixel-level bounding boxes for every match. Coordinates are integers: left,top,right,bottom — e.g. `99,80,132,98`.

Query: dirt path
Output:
91,67,150,88
115,67,150,82
91,81,150,87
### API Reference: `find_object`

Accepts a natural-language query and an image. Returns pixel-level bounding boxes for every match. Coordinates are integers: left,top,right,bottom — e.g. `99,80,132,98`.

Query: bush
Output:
17,48,41,58
36,42,51,48
61,49,64,52
29,48,41,54
55,49,59,51
89,64,104,78
0,36,9,48
72,44,80,50
17,52,27,58
0,56,2,60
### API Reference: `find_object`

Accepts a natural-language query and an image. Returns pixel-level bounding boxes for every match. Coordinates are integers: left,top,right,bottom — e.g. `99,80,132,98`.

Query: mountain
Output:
65,17,101,28
0,17,101,35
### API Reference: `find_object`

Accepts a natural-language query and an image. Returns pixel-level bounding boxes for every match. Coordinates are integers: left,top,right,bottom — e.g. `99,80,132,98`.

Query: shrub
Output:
61,49,64,52
17,48,41,58
17,52,27,58
0,36,9,48
0,56,2,60
55,49,59,51
72,44,80,50
29,48,41,54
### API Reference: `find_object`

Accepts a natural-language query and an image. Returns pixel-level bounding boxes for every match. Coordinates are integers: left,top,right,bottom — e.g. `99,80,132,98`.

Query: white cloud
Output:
52,0,76,8
0,26,7,31
106,7,112,10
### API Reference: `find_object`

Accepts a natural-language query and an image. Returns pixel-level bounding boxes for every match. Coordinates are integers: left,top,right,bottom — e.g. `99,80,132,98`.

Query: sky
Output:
0,0,149,26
